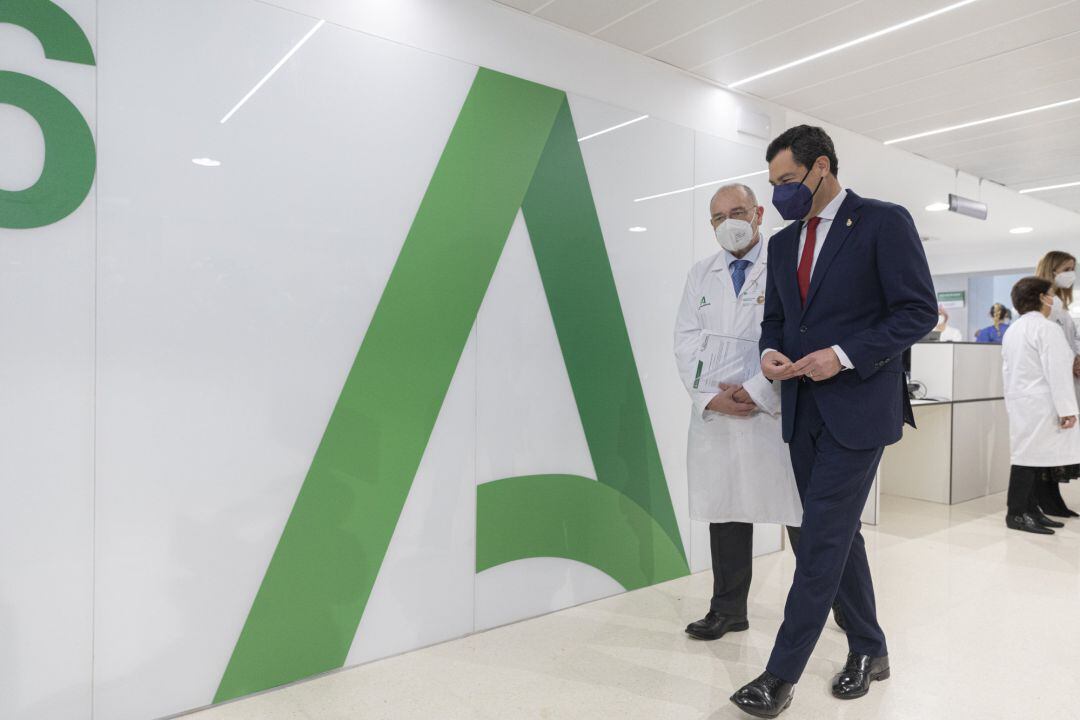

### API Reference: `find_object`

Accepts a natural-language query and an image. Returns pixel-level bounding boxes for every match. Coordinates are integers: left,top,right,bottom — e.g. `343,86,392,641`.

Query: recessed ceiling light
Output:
192,158,221,167
634,169,768,203
1019,179,1080,194
1009,226,1034,234
884,94,1080,145
925,202,949,212
220,18,325,124
628,226,647,233
728,0,979,88
578,115,649,142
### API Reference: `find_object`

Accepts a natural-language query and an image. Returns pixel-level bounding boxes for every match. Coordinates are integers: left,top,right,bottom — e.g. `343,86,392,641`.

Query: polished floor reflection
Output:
183,488,1080,720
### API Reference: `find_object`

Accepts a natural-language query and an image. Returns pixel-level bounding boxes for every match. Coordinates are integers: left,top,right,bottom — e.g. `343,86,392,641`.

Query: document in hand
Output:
691,333,760,394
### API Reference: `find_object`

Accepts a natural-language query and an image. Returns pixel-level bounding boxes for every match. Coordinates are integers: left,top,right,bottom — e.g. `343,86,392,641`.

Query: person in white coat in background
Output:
1001,276,1080,535
674,184,803,641
1033,250,1080,517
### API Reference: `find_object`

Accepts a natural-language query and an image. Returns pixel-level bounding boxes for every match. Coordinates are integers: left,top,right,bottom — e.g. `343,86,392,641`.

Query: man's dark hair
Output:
766,125,839,178
1011,276,1052,314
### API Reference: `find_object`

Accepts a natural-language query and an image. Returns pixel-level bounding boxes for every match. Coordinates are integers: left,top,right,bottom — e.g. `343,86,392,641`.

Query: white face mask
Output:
938,314,947,326
1056,271,1076,289
714,217,756,253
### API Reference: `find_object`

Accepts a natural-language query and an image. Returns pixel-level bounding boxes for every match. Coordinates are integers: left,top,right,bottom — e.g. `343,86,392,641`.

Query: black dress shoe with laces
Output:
730,671,794,718
1006,513,1054,534
831,652,890,699
684,611,749,640
1031,509,1065,528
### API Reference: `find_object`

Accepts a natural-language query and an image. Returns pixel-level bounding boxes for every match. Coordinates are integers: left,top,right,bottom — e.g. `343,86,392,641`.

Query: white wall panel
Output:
0,2,96,718
94,2,477,717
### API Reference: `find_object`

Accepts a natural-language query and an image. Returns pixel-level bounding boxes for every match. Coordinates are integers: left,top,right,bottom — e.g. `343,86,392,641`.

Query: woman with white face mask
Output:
1033,251,1080,517
1001,276,1080,534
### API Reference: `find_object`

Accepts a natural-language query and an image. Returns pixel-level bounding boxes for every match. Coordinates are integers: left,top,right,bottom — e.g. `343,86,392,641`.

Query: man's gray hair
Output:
711,182,758,208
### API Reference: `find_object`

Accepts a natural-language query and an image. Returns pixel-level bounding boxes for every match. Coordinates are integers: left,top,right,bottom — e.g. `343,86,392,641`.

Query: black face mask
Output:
771,165,824,221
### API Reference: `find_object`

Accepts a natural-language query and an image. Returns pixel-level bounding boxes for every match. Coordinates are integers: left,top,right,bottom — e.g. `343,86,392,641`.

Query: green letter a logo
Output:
216,68,689,703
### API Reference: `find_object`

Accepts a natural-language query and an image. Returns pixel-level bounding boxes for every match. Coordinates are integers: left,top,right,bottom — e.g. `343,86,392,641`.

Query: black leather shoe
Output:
831,601,848,632
730,671,794,718
685,611,748,640
1031,510,1065,528
831,652,890,699
1006,513,1054,534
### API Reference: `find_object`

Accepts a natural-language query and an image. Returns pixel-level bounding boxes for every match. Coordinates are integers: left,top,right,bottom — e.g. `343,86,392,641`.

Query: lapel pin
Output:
846,218,853,227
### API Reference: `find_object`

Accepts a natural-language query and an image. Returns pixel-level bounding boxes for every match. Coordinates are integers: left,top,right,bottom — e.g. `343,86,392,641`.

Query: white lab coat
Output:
674,239,802,526
1049,305,1080,403
938,325,963,342
1001,311,1080,467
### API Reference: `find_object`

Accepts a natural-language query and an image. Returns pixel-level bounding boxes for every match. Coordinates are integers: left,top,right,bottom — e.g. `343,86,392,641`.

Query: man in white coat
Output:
674,184,803,641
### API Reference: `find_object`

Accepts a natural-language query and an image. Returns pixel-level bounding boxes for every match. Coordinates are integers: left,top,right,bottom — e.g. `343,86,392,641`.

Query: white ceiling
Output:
493,0,1080,214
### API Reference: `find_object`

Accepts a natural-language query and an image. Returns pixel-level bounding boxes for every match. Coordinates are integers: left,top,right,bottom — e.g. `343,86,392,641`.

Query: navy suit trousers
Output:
766,381,888,684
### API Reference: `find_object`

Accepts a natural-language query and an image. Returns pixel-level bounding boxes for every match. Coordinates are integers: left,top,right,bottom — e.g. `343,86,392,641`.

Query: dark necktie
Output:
730,258,751,296
797,217,822,305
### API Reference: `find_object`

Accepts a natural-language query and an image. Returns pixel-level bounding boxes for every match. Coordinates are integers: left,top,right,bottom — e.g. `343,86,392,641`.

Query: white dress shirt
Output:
764,187,853,370
722,233,762,281
797,188,847,279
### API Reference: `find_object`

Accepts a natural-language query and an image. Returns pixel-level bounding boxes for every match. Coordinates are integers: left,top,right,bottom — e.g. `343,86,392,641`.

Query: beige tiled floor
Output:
183,488,1080,720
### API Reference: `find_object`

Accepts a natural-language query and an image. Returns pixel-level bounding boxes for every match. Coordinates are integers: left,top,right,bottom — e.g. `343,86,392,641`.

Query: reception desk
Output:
879,342,1010,505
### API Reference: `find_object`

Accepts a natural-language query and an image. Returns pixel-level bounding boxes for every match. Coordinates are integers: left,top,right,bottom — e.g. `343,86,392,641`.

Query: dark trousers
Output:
1034,474,1073,515
766,382,888,684
1008,465,1045,515
709,524,803,617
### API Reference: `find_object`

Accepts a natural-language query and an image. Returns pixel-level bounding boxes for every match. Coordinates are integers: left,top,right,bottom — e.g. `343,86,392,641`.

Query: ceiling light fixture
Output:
578,115,649,142
633,169,768,203
1019,179,1080,194
1009,226,1034,234
884,95,1080,145
220,18,325,124
728,0,979,89
192,158,221,167
628,226,647,233
925,202,949,212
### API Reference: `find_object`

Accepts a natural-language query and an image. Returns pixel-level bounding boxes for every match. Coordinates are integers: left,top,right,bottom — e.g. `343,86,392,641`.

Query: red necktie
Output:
797,217,821,305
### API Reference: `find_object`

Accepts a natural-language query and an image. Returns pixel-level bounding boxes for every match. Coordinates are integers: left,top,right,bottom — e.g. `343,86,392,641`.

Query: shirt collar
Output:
722,236,762,270
816,186,848,222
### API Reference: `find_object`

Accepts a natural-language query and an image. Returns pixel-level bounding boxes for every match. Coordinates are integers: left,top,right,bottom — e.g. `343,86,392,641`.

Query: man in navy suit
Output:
730,126,937,718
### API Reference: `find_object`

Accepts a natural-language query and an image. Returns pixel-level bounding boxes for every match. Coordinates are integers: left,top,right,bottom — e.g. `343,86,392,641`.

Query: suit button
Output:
800,325,807,333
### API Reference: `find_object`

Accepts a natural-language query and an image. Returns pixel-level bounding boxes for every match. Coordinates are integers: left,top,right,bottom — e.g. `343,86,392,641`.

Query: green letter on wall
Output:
0,0,96,229
216,67,689,703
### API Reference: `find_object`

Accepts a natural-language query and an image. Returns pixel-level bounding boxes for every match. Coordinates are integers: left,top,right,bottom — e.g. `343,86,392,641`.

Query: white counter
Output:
879,343,1009,505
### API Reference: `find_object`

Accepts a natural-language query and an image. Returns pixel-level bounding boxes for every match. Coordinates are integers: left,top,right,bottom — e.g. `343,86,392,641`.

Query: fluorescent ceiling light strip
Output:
577,115,649,142
220,18,326,124
633,169,767,203
728,0,979,89
1019,179,1080,194
883,95,1080,145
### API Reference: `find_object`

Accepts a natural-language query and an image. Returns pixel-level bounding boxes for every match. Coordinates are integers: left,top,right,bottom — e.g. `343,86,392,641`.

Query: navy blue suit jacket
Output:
759,190,938,450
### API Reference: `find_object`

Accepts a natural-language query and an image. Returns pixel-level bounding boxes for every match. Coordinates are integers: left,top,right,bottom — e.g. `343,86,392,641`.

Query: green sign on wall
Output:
0,0,96,229
215,68,689,702
937,290,965,308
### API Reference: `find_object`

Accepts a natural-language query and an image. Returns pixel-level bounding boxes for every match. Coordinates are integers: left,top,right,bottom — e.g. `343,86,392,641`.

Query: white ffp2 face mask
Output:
714,218,755,253
1056,271,1076,289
